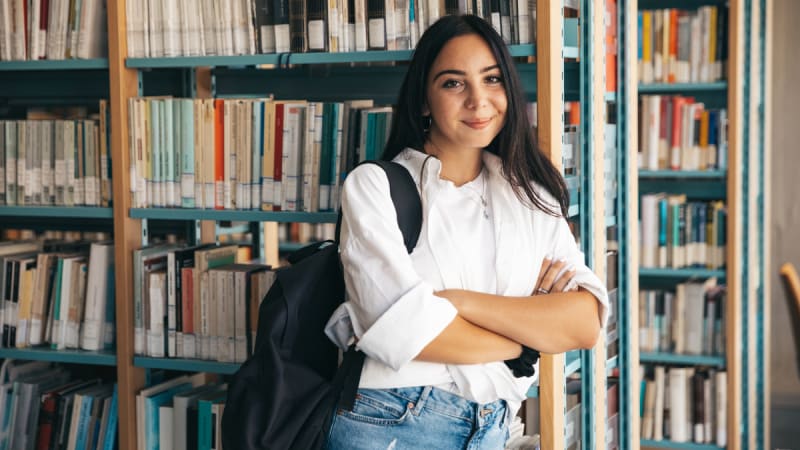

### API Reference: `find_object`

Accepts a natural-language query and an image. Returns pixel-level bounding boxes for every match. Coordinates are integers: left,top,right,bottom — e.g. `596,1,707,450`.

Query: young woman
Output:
324,14,609,449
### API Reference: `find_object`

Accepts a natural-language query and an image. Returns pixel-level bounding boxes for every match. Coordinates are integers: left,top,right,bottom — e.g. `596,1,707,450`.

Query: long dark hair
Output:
382,14,568,217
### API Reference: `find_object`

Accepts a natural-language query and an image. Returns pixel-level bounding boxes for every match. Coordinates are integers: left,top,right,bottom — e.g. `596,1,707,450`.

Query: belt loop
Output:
412,386,433,415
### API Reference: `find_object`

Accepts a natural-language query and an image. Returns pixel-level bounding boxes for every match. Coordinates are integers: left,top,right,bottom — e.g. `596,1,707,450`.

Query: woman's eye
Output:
442,79,463,89
486,75,504,85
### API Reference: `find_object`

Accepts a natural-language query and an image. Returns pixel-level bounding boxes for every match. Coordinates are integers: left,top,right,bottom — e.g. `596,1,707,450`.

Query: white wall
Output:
770,0,800,446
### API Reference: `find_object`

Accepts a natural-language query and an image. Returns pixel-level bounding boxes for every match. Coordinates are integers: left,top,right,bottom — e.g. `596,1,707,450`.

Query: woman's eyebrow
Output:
431,65,500,82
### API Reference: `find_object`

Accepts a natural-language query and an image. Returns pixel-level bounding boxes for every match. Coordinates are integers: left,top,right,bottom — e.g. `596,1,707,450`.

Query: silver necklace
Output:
463,168,490,220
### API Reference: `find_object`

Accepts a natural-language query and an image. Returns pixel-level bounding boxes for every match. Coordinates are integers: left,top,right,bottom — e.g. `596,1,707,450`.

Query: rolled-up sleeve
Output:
549,216,610,329
325,164,458,371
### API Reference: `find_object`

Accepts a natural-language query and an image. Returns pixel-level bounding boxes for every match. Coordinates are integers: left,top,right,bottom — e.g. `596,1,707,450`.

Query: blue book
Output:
198,392,227,450
145,383,194,450
181,99,196,208
103,385,119,450
252,100,264,210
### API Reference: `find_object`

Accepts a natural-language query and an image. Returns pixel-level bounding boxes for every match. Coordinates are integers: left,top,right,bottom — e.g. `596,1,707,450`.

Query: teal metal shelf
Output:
639,268,726,280
641,439,724,449
127,45,541,68
0,206,113,218
130,208,338,223
134,356,241,374
0,58,109,71
606,355,619,376
640,352,725,367
566,350,581,377
639,170,727,179
0,347,117,366
638,81,727,93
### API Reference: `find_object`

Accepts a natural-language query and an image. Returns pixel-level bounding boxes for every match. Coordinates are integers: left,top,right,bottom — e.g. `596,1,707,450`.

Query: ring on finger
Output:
536,288,550,295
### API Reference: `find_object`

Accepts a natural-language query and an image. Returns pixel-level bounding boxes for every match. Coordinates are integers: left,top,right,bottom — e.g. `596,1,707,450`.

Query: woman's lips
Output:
463,118,492,129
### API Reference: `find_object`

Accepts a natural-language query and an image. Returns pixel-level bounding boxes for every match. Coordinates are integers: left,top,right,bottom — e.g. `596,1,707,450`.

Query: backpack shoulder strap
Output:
336,160,422,254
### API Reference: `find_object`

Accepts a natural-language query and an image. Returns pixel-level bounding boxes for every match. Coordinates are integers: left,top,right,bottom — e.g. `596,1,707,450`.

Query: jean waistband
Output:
369,386,508,426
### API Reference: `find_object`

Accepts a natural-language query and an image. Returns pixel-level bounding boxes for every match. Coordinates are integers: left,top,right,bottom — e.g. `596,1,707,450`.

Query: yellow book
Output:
642,11,653,83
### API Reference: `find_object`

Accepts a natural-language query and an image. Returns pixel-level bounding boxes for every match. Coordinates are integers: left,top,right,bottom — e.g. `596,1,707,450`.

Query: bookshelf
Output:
0,0,701,449
632,0,769,449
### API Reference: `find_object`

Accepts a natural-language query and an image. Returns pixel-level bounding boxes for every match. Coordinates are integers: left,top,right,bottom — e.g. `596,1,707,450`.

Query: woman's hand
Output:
532,257,577,295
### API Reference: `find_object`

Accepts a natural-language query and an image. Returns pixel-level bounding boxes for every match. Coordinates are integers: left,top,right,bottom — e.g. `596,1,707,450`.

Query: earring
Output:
422,115,431,133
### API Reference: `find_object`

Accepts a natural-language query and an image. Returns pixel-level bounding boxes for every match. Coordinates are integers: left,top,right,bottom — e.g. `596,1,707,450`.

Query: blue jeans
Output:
325,386,510,450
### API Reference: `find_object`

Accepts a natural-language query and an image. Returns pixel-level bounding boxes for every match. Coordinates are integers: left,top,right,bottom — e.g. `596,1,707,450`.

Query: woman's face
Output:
424,33,508,154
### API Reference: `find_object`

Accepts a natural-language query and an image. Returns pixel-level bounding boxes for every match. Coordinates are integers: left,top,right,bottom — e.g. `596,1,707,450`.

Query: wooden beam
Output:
537,1,565,448
105,2,144,450
726,0,744,448
627,0,641,448
590,0,607,445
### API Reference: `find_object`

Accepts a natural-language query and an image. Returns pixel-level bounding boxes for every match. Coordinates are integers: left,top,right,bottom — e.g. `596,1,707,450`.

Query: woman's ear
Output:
422,104,430,116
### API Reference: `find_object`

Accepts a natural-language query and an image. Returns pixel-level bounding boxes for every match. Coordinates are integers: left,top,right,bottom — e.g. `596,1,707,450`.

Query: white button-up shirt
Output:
325,148,609,415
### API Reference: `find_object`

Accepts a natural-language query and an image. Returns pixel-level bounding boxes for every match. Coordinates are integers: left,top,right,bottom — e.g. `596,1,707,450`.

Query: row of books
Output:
133,243,276,362
0,112,112,208
0,239,116,351
637,6,728,85
639,280,725,356
638,96,728,172
135,374,226,450
640,364,727,446
0,360,117,450
0,0,108,61
640,196,727,270
125,0,537,58
129,96,392,212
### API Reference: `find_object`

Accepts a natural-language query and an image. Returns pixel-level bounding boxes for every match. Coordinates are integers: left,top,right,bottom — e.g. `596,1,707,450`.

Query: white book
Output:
159,405,175,450
77,0,107,59
80,241,114,351
147,271,167,358
669,367,689,442
715,371,727,446
148,0,163,57
653,366,665,440
282,103,306,211
162,0,181,57
29,0,42,60
11,0,27,60
0,2,11,60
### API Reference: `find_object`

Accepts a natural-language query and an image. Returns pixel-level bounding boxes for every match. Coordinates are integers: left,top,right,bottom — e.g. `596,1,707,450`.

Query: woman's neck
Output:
424,140,484,187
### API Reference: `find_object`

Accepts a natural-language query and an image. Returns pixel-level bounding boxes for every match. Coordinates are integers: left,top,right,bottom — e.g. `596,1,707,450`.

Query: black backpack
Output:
221,160,422,450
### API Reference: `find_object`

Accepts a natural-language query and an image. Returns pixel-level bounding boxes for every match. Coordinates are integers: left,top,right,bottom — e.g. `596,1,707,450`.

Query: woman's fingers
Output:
539,259,567,292
534,257,551,291
550,268,577,293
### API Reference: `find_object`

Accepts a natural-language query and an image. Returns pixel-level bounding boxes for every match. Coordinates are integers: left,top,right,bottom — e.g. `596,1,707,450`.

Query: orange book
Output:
606,0,618,93
214,99,225,210
568,102,580,126
668,9,679,83
700,110,710,169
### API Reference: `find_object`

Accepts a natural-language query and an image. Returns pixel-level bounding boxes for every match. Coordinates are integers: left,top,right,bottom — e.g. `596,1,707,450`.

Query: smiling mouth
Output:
464,118,492,129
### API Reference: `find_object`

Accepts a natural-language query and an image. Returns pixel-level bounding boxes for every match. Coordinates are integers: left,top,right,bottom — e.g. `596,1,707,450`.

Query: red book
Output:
214,99,225,210
273,103,285,211
181,267,194,334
